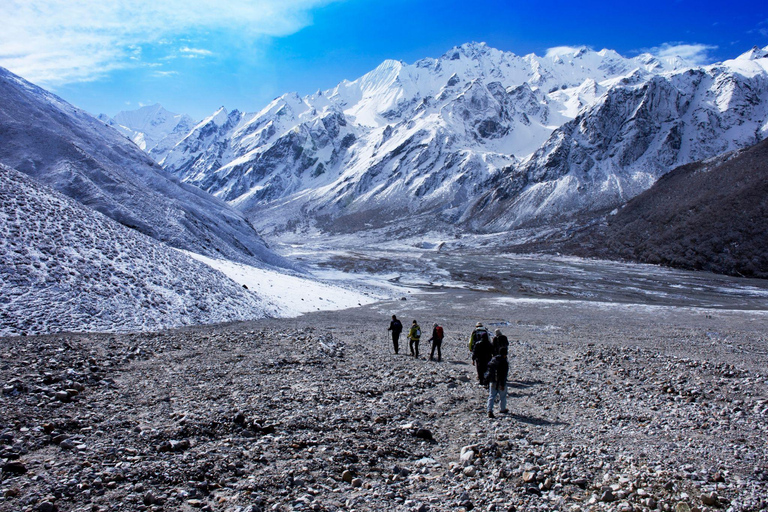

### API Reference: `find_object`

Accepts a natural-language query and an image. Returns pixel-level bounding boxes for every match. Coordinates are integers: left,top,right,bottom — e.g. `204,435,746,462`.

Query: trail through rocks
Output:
1,290,767,512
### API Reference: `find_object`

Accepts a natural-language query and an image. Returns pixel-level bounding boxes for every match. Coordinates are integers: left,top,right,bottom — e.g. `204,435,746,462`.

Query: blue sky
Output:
2,0,767,120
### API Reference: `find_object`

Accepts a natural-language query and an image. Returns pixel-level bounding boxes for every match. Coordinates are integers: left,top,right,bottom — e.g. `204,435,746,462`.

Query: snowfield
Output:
182,251,380,316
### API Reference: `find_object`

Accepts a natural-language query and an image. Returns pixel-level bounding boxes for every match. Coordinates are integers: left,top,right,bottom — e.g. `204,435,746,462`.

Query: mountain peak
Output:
737,45,768,61
545,45,591,60
441,41,494,62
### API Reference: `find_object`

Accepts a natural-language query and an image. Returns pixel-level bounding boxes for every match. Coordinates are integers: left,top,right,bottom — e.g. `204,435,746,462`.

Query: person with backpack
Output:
471,328,493,386
428,323,444,362
484,346,509,418
492,328,509,355
408,320,421,358
468,322,490,352
388,315,403,354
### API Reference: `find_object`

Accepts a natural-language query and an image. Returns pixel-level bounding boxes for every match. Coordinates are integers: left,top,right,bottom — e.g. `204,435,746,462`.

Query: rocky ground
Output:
1,289,767,512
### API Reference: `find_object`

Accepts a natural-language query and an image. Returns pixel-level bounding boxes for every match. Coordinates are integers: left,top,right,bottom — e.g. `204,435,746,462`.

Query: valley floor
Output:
2,277,767,511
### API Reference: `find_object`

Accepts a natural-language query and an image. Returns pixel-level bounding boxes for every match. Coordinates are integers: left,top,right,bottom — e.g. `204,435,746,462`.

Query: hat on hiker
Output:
476,322,483,327
495,329,502,336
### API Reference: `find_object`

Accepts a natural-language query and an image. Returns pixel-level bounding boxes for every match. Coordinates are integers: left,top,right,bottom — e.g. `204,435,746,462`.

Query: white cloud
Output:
180,47,215,58
152,70,180,78
0,0,338,85
647,42,719,66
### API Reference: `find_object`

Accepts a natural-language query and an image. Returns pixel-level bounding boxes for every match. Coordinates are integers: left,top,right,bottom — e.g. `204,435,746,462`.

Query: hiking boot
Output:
499,409,509,414
487,411,495,418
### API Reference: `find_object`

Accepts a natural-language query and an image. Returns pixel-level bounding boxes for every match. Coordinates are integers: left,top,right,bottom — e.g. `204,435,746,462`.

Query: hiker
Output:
388,315,403,354
485,346,509,418
408,320,422,358
471,325,493,386
428,323,444,362
492,328,509,355
468,322,490,352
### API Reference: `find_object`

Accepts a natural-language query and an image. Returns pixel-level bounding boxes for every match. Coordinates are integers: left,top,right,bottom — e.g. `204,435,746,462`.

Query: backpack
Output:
435,325,444,339
415,328,421,337
468,328,488,351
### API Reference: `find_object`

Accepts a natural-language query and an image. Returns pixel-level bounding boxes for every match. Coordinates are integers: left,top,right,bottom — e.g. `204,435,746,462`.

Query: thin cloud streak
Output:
0,0,338,85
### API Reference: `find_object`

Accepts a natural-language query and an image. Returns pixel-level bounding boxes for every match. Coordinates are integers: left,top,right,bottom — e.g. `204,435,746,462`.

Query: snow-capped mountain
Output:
0,163,277,336
0,66,289,269
159,43,768,237
473,47,768,231
98,104,197,162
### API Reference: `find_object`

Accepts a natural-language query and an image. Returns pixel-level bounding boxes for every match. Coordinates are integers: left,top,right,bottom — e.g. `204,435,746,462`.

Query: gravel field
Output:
2,262,768,512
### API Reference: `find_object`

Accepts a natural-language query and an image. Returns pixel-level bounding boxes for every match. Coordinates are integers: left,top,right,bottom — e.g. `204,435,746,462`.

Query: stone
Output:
1,461,27,475
143,491,157,506
37,502,57,512
341,470,354,483
701,493,718,506
600,489,616,503
414,428,433,441
572,477,589,488
675,503,691,512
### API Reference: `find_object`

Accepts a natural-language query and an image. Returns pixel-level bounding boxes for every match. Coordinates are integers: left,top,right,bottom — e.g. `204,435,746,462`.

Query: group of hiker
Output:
388,316,510,418
387,315,444,361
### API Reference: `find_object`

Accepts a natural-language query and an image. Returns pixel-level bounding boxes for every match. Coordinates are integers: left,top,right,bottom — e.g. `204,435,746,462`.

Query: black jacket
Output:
492,334,509,355
472,337,493,364
485,355,509,386
389,319,402,334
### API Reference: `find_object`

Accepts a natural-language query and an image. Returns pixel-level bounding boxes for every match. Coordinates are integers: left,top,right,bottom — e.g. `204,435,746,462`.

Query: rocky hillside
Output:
156,44,768,237
557,138,768,278
0,164,279,336
0,67,288,269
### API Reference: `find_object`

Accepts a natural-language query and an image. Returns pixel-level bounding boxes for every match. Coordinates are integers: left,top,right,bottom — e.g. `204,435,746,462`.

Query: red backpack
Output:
435,325,444,339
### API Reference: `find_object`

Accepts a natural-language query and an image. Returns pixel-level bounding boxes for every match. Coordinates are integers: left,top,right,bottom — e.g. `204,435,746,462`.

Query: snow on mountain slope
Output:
0,163,278,337
0,66,290,269
183,252,378,317
159,43,691,233
98,104,197,162
473,46,768,231
158,43,768,238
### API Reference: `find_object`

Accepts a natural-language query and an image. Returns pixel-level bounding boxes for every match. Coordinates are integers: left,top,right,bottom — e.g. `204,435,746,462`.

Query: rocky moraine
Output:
2,287,767,512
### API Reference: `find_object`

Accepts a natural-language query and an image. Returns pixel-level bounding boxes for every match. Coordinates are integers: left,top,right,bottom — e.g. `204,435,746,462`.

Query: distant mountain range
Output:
98,104,197,163
117,43,768,242
3,40,767,297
